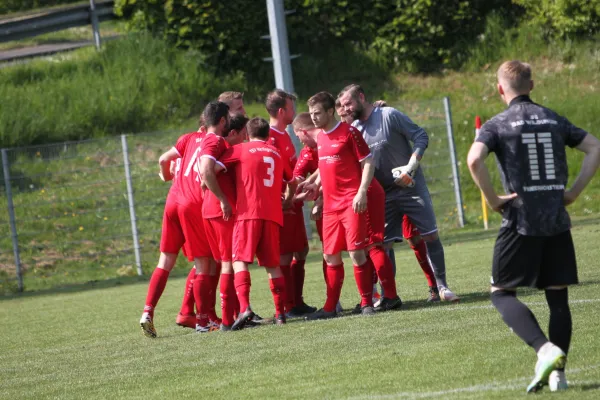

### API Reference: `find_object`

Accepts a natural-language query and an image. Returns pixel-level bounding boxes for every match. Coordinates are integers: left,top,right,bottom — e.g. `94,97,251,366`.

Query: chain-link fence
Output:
0,98,464,294
392,97,465,228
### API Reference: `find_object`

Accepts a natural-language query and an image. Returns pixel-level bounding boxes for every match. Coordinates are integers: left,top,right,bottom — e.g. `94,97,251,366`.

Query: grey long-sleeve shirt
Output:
353,106,429,197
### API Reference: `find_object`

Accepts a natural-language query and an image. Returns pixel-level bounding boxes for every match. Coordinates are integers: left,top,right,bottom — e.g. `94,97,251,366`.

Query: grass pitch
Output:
1,221,600,399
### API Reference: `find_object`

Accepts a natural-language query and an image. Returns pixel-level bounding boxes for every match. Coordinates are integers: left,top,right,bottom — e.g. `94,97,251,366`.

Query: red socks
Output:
291,259,306,307
234,271,251,313
411,240,436,287
368,246,398,298
324,264,344,312
322,259,328,285
269,276,286,317
179,267,196,316
280,264,295,312
353,261,374,307
220,273,235,327
144,267,170,317
193,274,211,327
207,274,220,323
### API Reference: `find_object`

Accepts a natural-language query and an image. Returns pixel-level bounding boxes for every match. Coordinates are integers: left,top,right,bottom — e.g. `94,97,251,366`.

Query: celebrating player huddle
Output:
136,61,600,394
139,85,459,337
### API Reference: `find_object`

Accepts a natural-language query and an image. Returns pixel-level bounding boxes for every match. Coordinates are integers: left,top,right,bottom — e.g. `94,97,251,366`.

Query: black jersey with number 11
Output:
476,95,587,236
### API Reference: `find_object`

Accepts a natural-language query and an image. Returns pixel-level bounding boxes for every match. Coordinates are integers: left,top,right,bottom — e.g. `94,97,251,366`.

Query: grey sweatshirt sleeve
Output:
389,108,429,154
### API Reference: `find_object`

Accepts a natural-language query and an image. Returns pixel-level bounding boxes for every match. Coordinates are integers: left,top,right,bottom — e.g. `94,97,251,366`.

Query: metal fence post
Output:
121,135,143,275
89,0,102,50
443,97,465,228
1,149,24,291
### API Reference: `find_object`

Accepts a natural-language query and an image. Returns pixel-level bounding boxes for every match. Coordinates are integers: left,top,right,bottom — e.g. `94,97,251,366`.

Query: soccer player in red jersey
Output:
298,91,378,320
265,89,315,317
215,117,293,329
218,91,246,116
139,105,221,337
199,113,249,330
336,99,439,302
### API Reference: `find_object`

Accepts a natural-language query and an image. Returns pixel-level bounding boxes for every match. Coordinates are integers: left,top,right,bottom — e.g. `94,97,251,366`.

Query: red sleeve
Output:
348,125,371,162
282,159,293,183
218,144,242,170
200,135,228,167
293,147,315,180
174,133,192,156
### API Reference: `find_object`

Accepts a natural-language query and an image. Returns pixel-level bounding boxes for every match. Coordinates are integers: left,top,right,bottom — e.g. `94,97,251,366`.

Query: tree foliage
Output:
513,0,600,38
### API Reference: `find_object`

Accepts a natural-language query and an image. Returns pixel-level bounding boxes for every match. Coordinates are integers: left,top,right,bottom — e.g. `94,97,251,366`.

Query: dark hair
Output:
246,117,270,139
202,101,230,127
339,84,366,101
225,113,249,137
307,91,335,111
265,89,297,117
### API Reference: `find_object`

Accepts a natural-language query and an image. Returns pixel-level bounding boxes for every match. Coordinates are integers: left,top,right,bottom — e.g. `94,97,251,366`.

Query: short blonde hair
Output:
217,91,244,105
497,60,532,93
292,112,314,131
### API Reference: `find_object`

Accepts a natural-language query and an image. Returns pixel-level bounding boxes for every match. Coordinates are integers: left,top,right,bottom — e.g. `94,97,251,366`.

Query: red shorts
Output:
402,214,420,239
280,203,308,254
366,181,386,245
316,218,323,242
160,195,185,254
204,217,235,262
178,201,212,260
322,207,368,255
232,219,280,267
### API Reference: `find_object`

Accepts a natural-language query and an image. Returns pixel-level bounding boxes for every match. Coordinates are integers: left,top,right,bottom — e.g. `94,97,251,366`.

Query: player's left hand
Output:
300,182,320,201
352,190,368,214
220,200,232,221
392,166,416,188
563,190,577,206
488,193,518,213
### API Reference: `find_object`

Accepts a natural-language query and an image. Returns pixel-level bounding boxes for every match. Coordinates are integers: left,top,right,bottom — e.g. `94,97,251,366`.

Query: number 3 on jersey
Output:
263,156,275,187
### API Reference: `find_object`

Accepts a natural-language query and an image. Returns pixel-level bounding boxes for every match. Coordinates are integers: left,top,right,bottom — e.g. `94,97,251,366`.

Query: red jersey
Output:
167,133,193,198
218,140,292,226
269,126,297,170
293,146,318,181
317,122,371,213
199,133,237,219
174,131,205,205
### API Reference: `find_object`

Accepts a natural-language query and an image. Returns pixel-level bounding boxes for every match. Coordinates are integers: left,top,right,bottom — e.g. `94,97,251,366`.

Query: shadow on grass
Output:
580,383,600,391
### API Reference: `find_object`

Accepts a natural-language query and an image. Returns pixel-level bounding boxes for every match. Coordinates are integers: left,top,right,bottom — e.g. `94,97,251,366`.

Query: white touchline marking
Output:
346,363,600,400
406,298,600,314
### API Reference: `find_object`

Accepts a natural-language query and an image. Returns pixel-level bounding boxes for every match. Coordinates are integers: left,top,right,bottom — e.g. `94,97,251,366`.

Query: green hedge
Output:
513,0,600,38
115,0,518,75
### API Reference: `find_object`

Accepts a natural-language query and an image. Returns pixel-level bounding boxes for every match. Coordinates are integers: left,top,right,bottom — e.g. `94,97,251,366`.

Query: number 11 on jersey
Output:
522,132,556,181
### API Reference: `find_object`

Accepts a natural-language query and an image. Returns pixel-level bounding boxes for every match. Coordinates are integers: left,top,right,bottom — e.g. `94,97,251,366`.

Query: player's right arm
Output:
200,156,231,220
389,109,429,187
158,147,180,181
565,134,600,205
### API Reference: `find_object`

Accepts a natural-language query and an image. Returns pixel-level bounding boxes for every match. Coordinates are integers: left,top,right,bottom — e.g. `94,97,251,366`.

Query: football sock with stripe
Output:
411,240,437,287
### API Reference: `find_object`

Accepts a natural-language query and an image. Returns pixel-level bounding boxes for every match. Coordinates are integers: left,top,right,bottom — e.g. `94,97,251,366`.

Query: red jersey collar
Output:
323,121,341,134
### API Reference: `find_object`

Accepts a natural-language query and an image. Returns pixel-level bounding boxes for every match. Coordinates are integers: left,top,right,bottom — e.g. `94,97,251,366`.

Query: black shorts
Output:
492,228,578,289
